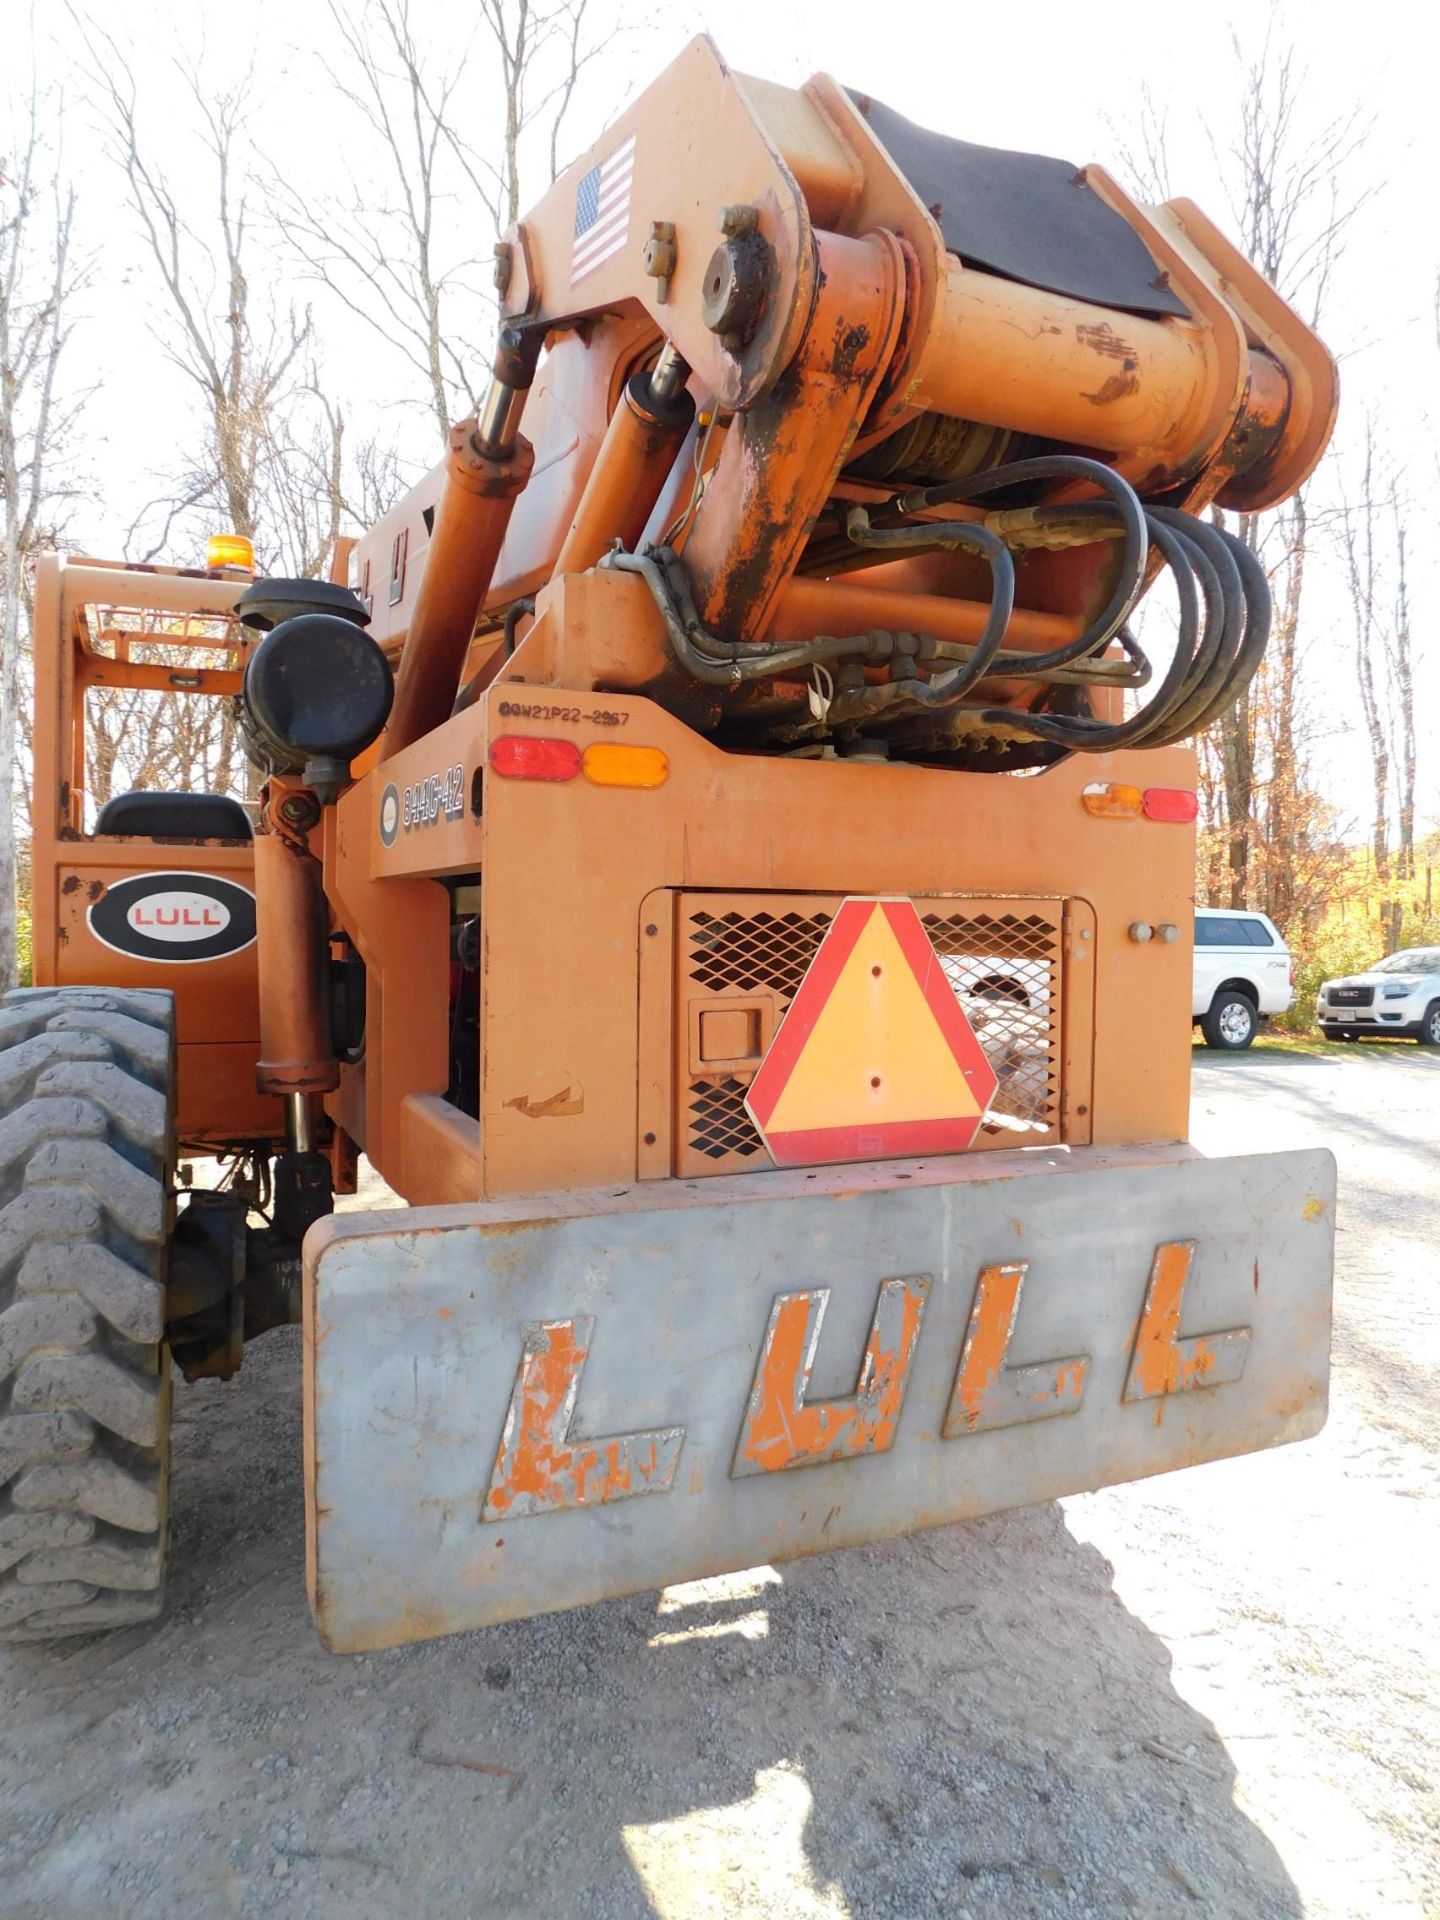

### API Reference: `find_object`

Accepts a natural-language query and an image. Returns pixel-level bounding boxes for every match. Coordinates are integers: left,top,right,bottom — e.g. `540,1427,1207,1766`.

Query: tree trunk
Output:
1220,685,1253,910
1391,520,1415,881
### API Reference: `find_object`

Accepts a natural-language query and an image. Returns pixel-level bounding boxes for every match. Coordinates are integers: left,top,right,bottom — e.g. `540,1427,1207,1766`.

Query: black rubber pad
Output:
847,91,1187,319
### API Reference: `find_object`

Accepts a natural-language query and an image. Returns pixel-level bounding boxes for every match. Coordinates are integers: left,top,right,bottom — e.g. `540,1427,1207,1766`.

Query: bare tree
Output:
1117,35,1369,918
84,39,315,567
85,653,247,811
270,0,596,444
1213,29,1372,911
1389,509,1415,882
1,84,81,988
479,0,595,226
1338,421,1418,952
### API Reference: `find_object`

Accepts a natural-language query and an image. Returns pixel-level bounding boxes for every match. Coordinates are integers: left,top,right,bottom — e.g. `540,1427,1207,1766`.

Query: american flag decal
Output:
571,133,636,288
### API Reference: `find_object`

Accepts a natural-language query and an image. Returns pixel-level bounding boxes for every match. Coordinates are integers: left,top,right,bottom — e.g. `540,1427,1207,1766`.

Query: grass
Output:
1192,1029,1430,1059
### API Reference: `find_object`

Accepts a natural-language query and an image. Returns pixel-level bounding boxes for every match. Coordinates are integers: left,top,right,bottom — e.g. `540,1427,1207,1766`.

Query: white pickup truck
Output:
1192,906,1295,1049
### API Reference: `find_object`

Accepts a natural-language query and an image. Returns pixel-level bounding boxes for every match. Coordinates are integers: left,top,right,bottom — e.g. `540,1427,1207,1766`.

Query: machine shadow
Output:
403,1504,1306,1920
4,1334,1301,1920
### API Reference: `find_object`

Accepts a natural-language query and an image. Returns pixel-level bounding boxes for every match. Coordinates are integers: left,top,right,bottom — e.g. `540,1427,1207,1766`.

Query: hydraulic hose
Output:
842,509,1015,702
503,595,537,658
980,513,1269,752
604,548,898,684
893,454,1150,671
603,453,1271,755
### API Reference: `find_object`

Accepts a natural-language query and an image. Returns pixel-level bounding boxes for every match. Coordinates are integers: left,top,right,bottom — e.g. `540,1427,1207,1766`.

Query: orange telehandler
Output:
6,40,1336,1649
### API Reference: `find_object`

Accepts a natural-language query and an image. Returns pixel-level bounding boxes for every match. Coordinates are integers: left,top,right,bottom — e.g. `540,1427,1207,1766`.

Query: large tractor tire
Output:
0,987,175,1642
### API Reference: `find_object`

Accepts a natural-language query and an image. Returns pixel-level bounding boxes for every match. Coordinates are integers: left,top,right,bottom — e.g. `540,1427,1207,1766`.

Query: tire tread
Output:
0,987,173,1642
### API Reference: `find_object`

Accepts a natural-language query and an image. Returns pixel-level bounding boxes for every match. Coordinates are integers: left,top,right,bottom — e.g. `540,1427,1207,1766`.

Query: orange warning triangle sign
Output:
745,898,999,1169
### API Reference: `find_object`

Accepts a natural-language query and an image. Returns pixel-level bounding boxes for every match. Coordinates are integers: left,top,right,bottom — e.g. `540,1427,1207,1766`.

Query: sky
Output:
11,0,1439,838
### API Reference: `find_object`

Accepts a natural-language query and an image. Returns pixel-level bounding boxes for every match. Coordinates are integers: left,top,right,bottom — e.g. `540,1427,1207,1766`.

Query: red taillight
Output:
1289,961,1295,988
488,735,581,782
1142,786,1198,823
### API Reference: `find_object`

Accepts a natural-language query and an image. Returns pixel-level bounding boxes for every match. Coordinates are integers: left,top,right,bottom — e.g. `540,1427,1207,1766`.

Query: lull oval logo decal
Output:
126,890,232,943
87,872,257,964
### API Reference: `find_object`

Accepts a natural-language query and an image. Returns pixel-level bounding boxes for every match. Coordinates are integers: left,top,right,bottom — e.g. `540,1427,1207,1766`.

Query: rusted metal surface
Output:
305,1142,1334,1652
1146,197,1340,513
351,36,1333,639
681,226,903,642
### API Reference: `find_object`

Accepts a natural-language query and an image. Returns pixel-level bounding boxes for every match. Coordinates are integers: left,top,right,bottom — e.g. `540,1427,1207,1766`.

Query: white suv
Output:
1316,948,1440,1046
1192,907,1294,1050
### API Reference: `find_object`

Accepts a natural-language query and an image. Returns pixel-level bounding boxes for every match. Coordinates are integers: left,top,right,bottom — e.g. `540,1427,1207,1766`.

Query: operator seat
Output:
93,791,253,840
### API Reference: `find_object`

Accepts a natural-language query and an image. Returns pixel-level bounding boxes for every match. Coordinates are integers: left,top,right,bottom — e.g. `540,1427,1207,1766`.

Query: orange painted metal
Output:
493,37,821,418
46,845,278,1144
380,418,535,760
349,35,1334,691
681,226,903,640
29,32,1333,1193
770,575,1082,653
321,559,1198,1208
913,262,1236,485
497,37,1331,504
399,1093,481,1200
321,781,451,1198
481,1316,685,1519
942,1263,1090,1437
252,786,338,1098
731,1276,929,1474
1149,197,1340,512
27,553,284,1150
74,657,243,697
550,371,692,580
1123,1239,1252,1402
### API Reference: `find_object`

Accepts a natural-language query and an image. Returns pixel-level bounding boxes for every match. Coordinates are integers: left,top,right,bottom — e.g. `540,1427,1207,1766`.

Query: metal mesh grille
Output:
923,912,1059,1138
679,896,1064,1174
687,1077,768,1160
688,909,831,995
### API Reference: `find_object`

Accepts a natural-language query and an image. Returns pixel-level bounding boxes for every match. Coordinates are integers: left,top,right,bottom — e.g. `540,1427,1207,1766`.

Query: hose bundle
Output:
604,454,1269,755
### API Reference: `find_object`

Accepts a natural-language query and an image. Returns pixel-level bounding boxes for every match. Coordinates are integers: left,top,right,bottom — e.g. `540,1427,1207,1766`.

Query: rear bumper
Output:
304,1141,1335,1652
1318,1004,1421,1033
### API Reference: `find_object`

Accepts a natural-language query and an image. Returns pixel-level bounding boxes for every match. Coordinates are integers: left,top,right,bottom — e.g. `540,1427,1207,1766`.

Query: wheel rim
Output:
1219,1001,1253,1044
1427,1009,1440,1045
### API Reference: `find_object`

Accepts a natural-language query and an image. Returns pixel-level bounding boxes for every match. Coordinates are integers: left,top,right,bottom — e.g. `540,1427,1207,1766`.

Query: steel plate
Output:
304,1144,1334,1651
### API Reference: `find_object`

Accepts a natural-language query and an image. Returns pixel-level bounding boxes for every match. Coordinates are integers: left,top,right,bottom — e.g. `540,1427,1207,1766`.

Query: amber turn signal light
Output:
1081,781,1142,818
582,744,668,788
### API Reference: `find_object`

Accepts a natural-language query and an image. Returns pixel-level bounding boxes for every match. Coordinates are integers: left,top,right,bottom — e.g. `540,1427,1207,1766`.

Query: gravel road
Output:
2,1045,1436,1920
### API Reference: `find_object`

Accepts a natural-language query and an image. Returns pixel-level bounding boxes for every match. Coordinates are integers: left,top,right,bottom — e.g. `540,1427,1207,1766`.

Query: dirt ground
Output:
1,1045,1436,1920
